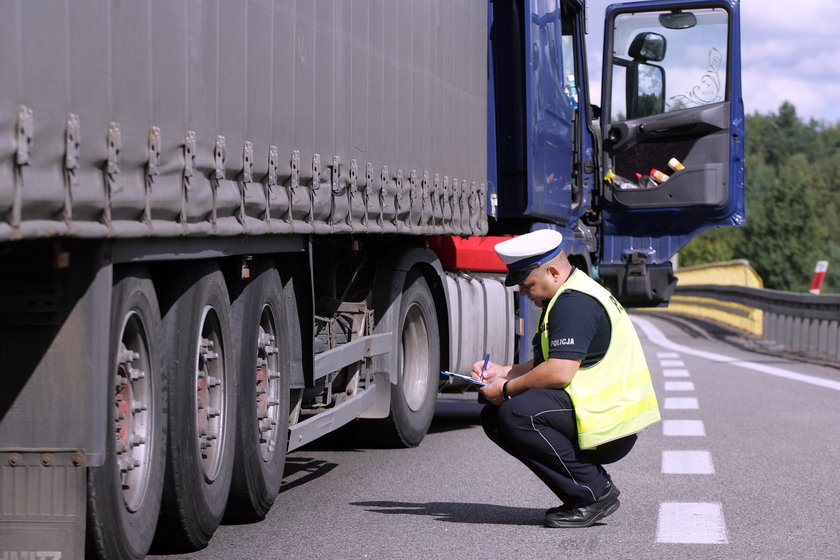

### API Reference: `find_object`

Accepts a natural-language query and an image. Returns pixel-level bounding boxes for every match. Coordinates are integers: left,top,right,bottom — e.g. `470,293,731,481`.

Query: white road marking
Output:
660,360,685,367
633,316,840,391
664,381,695,391
657,502,728,543
664,397,699,409
662,419,705,436
649,330,728,548
662,450,715,474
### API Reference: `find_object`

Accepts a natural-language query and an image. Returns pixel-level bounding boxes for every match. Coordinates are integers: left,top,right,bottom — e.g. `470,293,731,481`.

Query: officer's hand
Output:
471,360,505,382
478,378,506,406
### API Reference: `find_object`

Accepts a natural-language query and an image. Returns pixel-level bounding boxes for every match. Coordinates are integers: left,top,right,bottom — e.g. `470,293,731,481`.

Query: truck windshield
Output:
610,8,729,122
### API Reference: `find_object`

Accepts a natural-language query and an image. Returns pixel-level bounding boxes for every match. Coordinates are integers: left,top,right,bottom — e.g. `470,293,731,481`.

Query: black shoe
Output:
544,482,620,528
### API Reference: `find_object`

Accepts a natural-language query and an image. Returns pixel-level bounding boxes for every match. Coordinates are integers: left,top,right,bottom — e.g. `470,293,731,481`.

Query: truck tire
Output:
225,261,290,522
384,270,441,447
86,266,167,560
153,263,237,552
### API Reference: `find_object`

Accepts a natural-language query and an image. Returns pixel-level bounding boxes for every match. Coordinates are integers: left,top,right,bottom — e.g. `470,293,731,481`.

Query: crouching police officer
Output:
473,229,660,528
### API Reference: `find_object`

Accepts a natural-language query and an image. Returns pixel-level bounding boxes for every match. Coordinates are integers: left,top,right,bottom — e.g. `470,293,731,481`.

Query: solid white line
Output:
663,419,705,436
657,502,728,543
664,397,699,409
664,381,695,391
657,352,680,358
633,316,840,392
660,360,686,367
662,369,690,377
662,450,715,474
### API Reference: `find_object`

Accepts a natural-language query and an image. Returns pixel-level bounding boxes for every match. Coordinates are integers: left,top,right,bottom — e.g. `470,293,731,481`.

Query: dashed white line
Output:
657,502,728,544
660,360,685,367
662,450,715,474
662,419,706,436
645,320,730,547
664,397,699,410
664,381,695,391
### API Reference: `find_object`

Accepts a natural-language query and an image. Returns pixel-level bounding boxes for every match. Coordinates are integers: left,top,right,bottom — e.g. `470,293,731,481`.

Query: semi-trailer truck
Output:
0,0,743,557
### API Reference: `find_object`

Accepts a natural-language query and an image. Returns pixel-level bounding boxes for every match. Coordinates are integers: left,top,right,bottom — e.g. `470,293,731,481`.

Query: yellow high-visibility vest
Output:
540,269,661,449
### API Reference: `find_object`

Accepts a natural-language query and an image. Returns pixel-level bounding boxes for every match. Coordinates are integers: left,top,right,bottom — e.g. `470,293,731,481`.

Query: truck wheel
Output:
225,261,290,522
387,270,440,447
86,267,167,560
154,263,237,552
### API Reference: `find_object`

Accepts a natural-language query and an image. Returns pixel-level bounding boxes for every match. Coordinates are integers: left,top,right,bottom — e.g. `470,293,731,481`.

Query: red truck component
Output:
427,236,511,273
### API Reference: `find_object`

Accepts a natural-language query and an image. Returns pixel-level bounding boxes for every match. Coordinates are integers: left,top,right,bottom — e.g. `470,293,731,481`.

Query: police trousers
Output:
481,387,636,507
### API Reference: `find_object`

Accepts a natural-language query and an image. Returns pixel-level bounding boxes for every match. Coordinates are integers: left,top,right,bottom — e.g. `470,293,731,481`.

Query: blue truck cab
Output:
487,0,743,357
488,0,743,299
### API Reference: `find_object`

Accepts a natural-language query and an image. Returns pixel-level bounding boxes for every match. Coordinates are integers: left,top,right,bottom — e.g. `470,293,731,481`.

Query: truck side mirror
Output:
628,32,666,62
612,32,667,121
629,62,665,119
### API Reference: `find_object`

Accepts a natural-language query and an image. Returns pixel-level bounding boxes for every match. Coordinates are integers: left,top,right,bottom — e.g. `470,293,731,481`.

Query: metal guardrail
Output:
667,284,840,363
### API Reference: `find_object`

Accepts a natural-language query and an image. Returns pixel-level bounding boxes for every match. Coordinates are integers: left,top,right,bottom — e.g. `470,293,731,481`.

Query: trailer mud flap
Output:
0,450,86,560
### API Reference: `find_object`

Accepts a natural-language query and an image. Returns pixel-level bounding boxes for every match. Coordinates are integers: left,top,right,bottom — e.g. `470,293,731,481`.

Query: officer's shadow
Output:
351,500,544,526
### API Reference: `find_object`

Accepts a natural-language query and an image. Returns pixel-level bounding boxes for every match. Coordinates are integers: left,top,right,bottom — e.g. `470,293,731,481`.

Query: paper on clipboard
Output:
440,370,486,386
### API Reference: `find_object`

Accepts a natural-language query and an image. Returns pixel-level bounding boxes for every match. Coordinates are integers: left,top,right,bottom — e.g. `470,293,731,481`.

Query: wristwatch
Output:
502,380,512,401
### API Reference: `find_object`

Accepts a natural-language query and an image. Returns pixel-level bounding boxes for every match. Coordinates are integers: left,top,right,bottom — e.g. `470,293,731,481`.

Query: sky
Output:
584,0,840,124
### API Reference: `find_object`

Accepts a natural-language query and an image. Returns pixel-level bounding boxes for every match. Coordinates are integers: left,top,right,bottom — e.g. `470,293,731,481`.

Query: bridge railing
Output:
649,261,840,363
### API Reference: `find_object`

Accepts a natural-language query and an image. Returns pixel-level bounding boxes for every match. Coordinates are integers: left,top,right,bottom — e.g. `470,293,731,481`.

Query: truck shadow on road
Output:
280,456,338,494
296,394,485,450
350,500,545,526
428,394,484,436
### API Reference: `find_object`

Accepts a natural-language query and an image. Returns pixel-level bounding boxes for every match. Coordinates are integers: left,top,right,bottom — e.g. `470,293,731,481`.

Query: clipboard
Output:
440,370,486,386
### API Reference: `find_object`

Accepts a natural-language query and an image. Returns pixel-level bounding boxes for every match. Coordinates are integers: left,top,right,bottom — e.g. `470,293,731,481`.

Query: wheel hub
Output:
255,314,281,461
113,317,152,513
196,308,226,481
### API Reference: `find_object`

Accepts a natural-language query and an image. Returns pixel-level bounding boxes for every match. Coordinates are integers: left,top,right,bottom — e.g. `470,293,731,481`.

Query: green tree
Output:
747,102,820,164
680,101,840,293
679,226,742,265
636,92,664,119
744,153,829,291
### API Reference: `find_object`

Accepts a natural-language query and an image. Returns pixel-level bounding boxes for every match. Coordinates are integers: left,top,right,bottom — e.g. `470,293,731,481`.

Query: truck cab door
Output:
598,0,744,306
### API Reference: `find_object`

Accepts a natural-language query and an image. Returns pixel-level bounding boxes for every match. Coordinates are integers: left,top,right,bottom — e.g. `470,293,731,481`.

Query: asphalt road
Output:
157,313,840,560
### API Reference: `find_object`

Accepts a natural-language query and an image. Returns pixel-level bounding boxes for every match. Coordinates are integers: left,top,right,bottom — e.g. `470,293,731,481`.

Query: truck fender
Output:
361,247,449,419
271,253,310,391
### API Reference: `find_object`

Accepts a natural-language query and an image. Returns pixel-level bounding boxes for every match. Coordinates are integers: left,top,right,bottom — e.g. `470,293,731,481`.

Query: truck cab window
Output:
610,8,729,122
560,6,579,111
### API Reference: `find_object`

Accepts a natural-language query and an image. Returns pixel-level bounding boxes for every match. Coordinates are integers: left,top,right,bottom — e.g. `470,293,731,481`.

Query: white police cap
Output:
494,229,565,286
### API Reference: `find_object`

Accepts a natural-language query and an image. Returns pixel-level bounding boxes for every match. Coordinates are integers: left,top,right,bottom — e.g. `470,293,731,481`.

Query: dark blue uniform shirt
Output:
531,276,611,368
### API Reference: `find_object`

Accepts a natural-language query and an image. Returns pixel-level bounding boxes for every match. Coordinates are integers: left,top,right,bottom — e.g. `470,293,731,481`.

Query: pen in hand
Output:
480,353,490,382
